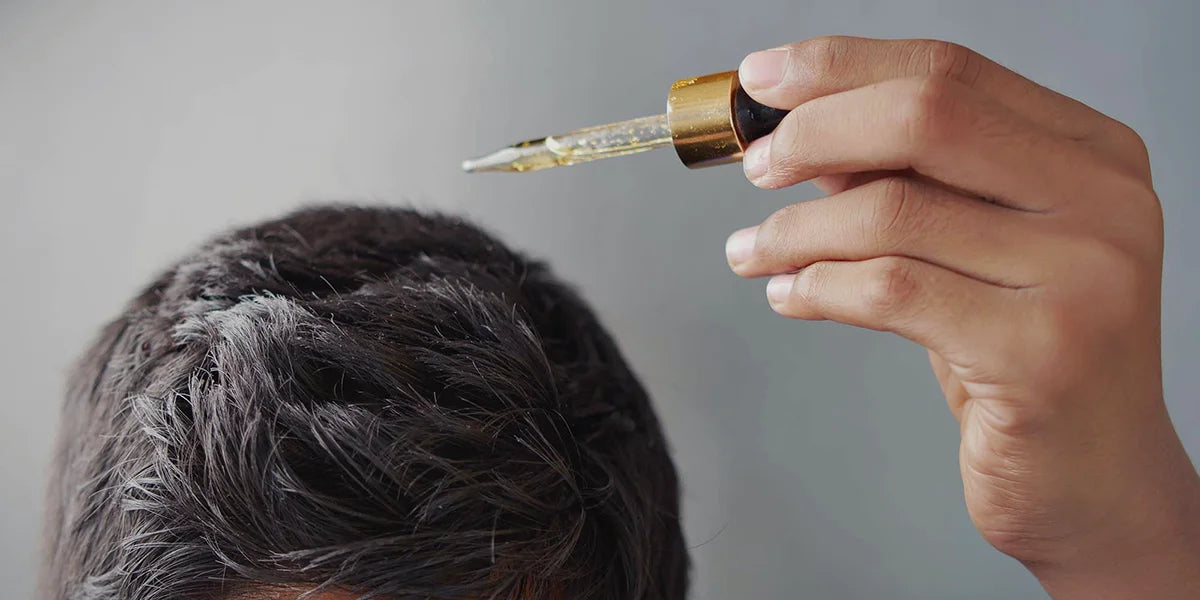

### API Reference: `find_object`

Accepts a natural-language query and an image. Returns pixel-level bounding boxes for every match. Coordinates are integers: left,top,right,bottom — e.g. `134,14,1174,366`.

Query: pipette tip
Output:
460,155,494,174
460,154,502,174
461,142,546,174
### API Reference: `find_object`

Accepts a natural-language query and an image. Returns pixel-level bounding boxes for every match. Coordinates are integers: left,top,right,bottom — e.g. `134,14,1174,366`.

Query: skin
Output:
726,36,1200,599
228,586,358,600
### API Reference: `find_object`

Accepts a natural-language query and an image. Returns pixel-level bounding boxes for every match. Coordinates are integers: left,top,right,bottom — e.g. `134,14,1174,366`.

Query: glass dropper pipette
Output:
462,70,788,174
461,114,673,173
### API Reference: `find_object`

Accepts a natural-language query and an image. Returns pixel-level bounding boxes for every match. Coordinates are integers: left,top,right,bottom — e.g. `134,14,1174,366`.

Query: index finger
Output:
738,37,1107,142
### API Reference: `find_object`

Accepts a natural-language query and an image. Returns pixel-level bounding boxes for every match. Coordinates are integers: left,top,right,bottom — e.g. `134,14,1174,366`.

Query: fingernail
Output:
739,48,789,91
725,226,758,268
766,274,795,306
743,137,771,183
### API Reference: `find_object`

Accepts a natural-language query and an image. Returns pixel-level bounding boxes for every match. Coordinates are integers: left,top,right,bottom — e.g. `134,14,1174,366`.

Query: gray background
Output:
2,1,1197,598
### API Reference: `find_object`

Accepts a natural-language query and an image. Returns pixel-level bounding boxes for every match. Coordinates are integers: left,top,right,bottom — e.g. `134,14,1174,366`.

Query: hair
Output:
42,206,689,600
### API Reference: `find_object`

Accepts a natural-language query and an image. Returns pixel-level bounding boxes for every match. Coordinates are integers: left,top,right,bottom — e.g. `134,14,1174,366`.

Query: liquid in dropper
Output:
461,114,673,173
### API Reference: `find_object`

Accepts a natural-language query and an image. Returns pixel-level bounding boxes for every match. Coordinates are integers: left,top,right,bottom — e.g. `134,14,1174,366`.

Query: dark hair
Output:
42,206,688,600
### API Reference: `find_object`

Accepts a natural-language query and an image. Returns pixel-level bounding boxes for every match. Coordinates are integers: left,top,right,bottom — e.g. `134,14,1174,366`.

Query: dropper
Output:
462,70,789,174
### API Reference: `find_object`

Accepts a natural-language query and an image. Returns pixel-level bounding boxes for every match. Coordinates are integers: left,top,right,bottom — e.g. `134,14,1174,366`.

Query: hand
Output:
725,37,1200,599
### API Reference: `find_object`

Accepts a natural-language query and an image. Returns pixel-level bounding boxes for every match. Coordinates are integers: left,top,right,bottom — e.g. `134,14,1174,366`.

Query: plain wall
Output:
2,1,1197,598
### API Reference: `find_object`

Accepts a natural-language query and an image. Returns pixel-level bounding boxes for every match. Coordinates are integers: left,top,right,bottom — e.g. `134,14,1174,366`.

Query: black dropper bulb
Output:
733,86,790,144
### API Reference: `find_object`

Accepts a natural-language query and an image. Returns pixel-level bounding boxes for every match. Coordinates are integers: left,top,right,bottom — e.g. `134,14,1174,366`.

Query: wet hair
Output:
42,206,688,600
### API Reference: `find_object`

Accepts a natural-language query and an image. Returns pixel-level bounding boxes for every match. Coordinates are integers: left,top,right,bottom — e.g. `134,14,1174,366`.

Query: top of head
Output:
43,206,688,600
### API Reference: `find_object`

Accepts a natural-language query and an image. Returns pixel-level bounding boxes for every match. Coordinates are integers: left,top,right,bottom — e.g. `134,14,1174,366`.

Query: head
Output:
43,206,688,600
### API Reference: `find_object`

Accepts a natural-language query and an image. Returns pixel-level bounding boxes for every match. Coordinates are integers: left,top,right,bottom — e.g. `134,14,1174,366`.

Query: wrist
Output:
1032,537,1200,600
1030,453,1200,599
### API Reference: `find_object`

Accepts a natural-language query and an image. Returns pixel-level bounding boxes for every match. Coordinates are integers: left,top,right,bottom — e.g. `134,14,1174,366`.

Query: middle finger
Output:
726,176,1053,288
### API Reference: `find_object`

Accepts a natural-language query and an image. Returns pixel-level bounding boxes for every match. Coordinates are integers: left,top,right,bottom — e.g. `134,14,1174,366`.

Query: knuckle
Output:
921,40,984,86
765,111,809,179
794,262,830,306
754,204,802,262
791,36,851,81
901,75,964,145
1106,119,1152,171
866,177,918,250
863,257,919,317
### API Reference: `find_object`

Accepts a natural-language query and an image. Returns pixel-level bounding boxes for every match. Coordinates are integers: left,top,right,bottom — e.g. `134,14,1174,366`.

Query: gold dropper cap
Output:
665,70,747,168
462,70,786,174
